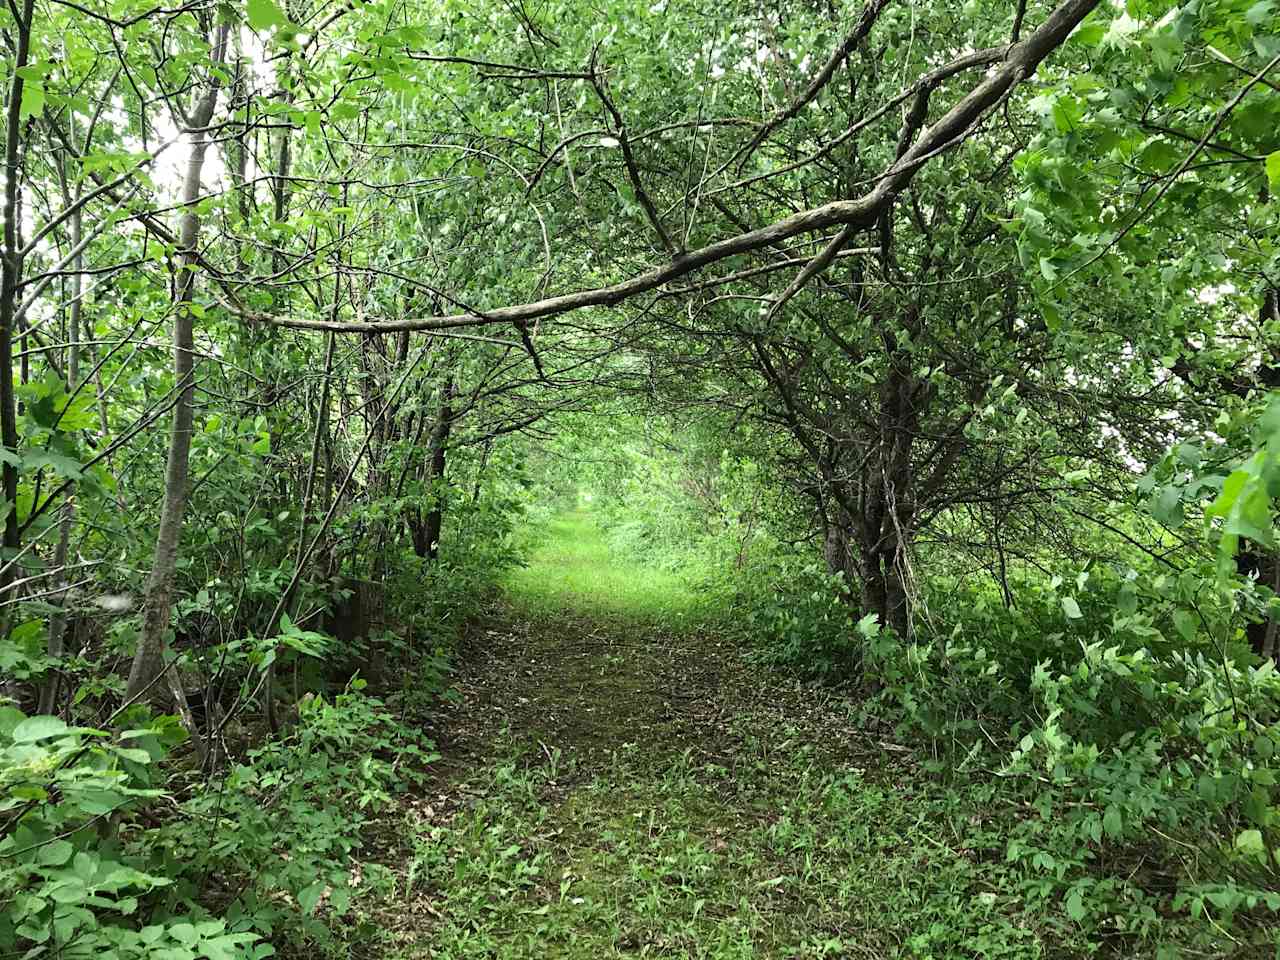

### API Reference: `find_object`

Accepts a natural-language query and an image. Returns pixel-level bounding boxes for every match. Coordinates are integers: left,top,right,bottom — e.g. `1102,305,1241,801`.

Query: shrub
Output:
0,708,265,959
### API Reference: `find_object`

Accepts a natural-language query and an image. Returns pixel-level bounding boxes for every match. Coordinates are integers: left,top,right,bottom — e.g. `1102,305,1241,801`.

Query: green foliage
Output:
0,620,56,681
734,559,861,678
158,683,437,946
1,680,441,958
3,0,1280,951
0,708,263,959
555,395,1280,951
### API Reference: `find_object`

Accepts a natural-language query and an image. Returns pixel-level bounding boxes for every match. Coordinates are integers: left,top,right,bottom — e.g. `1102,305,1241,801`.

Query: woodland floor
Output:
351,514,1087,959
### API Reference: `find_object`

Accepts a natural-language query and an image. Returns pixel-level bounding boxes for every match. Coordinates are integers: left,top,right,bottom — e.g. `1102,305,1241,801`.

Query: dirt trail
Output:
382,595,881,956
435,606,748,769
360,517,1046,960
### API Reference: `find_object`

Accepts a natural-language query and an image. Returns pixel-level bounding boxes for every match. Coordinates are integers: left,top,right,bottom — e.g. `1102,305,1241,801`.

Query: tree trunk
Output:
0,0,35,599
38,168,83,716
1262,558,1280,665
1235,287,1280,660
857,541,911,639
413,379,454,560
124,26,229,749
821,504,858,586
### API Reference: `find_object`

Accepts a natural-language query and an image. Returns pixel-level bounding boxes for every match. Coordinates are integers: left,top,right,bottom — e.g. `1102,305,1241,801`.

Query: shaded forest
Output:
1,0,1280,955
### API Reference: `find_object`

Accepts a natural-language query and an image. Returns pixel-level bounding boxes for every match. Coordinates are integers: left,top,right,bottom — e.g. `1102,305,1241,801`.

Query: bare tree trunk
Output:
0,0,36,599
822,507,857,585
124,26,230,756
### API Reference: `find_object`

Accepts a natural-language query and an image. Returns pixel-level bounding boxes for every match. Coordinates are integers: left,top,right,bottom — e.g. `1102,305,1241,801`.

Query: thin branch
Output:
591,59,676,255
733,0,892,171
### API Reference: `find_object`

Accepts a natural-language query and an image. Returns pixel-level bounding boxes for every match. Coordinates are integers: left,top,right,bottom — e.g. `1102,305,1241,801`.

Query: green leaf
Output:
1247,2,1277,27
201,934,255,960
1065,889,1086,921
1041,301,1062,331
1102,805,1122,838
19,82,45,121
0,705,26,737
11,715,68,742
112,746,153,764
1208,468,1249,518
1117,583,1138,616
297,880,326,914
1062,596,1082,619
1254,734,1275,761
1172,609,1197,644
23,451,85,480
1235,829,1266,858
73,850,97,880
1267,151,1280,192
49,878,88,903
246,0,288,31
37,839,75,865
1069,21,1106,46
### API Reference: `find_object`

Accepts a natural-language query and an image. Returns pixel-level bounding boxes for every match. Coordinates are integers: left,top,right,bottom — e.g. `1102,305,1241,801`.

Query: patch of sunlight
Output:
504,511,708,627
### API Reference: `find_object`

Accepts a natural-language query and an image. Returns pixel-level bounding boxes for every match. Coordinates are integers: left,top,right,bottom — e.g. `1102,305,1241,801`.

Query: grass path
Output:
368,513,1066,959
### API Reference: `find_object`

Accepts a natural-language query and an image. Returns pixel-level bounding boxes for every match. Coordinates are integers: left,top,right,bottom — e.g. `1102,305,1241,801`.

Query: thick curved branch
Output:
222,0,1102,336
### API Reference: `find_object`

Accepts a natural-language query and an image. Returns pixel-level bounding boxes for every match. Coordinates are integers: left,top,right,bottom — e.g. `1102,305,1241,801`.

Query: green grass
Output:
503,511,711,626
346,513,1074,959
344,512,1248,960
394,730,1066,960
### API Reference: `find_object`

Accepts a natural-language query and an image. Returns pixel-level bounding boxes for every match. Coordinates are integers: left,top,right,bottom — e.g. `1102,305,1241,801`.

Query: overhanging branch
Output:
218,0,1101,336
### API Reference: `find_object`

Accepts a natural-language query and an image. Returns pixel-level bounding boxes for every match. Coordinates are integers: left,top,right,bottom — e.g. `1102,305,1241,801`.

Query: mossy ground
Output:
352,513,1089,959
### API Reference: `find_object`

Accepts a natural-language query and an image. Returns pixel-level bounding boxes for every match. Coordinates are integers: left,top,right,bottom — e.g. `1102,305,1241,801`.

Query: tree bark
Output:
414,379,455,560
0,0,36,599
821,504,858,586
124,25,230,741
38,155,84,716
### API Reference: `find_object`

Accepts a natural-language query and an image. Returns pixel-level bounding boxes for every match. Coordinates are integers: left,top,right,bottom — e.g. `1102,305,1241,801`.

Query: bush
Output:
156,682,438,945
714,557,864,678
0,708,266,959
857,571,1280,946
1,678,439,958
